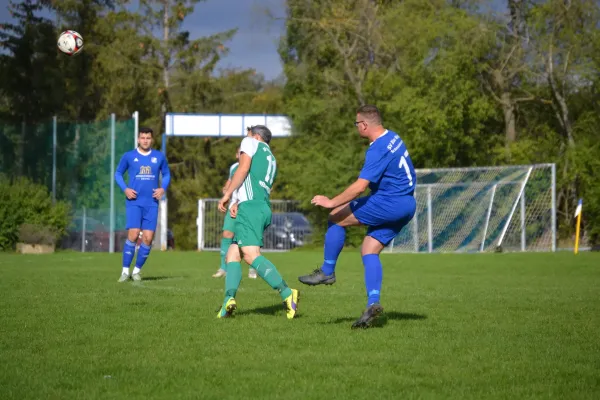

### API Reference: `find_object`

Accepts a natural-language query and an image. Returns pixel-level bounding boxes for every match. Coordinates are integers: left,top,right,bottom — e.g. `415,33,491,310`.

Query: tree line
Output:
1,0,598,249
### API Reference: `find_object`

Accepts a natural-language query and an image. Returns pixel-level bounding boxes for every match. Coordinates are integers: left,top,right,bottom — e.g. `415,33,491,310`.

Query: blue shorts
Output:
126,205,158,231
350,194,416,246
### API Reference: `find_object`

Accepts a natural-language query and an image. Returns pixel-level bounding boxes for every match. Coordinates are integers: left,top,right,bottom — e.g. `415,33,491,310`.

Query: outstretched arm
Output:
312,179,370,209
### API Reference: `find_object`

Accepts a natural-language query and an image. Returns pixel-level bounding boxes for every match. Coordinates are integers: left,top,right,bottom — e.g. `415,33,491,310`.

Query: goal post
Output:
195,163,556,253
389,163,556,253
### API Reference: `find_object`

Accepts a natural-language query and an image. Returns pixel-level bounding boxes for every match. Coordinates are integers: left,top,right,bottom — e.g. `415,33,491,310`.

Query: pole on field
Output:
497,167,533,250
574,199,583,255
52,116,57,203
551,163,557,252
480,184,497,252
109,114,116,254
520,191,526,251
132,111,139,149
197,199,205,251
427,186,433,253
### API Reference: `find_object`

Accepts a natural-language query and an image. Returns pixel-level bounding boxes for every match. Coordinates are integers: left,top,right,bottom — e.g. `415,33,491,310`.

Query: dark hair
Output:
356,104,382,125
250,125,272,144
139,127,153,136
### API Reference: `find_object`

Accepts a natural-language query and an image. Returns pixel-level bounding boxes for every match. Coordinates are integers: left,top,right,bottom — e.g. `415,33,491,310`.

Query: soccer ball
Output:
57,30,84,56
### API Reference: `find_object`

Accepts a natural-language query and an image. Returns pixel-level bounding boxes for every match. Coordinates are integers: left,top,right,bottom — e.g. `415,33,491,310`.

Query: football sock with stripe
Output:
122,239,136,275
219,238,233,271
133,243,151,273
224,261,242,298
252,255,292,300
362,254,382,306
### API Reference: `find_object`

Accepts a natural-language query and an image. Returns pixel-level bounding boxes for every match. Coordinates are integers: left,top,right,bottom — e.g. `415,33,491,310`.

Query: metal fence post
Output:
521,190,526,251
52,116,57,203
132,111,138,149
551,163,557,252
197,199,205,251
427,186,433,253
82,206,86,252
109,114,116,253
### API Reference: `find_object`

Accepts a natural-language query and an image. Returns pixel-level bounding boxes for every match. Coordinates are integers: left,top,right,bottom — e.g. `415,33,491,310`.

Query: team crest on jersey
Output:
151,157,157,163
139,166,151,174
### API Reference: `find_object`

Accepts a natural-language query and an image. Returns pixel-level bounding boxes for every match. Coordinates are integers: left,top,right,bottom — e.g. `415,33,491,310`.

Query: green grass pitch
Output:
1,250,599,399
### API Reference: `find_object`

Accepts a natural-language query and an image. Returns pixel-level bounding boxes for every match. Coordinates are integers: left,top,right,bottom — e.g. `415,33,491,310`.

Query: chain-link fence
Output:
197,199,312,251
0,115,137,252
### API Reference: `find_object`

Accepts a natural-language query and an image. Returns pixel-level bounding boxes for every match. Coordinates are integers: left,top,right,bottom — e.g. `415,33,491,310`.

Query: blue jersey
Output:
115,148,171,207
358,130,416,198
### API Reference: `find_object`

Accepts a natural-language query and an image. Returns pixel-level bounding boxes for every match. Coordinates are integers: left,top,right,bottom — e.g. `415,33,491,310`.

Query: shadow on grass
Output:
237,304,300,318
141,276,186,282
328,312,427,328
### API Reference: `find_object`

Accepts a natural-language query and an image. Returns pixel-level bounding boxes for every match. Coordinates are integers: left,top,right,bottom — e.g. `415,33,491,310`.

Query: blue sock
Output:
134,243,151,270
321,221,345,275
363,254,382,306
122,240,136,268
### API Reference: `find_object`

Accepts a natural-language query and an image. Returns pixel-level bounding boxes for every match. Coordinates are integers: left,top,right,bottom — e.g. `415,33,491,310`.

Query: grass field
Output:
1,250,599,399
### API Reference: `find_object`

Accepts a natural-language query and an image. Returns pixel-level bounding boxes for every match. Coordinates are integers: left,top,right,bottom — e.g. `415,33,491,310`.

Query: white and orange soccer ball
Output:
57,30,84,56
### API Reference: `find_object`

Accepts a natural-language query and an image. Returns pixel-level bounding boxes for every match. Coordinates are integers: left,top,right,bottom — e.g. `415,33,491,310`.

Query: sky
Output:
0,0,511,80
0,0,288,80
178,0,287,80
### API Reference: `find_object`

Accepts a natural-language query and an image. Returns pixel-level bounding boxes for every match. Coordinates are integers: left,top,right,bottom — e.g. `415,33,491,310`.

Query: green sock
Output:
220,238,233,271
224,261,242,299
251,255,292,300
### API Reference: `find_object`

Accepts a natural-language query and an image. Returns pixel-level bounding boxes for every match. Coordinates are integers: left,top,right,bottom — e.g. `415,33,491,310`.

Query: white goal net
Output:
196,164,556,253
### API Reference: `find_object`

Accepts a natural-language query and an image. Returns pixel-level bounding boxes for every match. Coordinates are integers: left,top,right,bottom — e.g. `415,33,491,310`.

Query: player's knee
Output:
226,246,241,263
127,229,140,242
223,230,234,239
141,233,154,246
241,247,260,265
361,236,385,256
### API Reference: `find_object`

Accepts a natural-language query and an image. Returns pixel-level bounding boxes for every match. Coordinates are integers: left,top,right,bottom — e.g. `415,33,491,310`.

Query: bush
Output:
17,223,58,246
0,174,70,250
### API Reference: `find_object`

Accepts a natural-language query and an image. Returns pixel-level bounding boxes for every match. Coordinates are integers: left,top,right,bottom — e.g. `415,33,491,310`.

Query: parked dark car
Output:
263,212,312,250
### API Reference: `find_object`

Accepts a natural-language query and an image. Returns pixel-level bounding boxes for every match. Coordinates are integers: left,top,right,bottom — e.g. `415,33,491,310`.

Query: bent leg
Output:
299,200,366,285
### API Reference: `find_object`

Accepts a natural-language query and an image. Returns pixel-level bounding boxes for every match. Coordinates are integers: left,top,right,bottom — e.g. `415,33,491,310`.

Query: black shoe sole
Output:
351,305,384,329
298,278,336,286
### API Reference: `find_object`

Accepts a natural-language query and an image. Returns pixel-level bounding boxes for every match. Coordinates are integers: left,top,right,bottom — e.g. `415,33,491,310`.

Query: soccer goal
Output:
196,163,556,253
390,163,556,253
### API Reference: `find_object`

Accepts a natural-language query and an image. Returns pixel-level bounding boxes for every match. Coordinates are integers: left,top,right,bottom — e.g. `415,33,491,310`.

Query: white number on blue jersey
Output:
399,151,413,187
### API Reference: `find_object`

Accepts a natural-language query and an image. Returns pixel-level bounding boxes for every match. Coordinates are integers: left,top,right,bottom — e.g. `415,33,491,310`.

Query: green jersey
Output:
237,137,276,204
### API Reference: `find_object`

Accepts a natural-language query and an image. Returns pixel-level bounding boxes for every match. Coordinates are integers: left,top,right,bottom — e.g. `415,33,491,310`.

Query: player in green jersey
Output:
216,125,299,319
212,145,257,279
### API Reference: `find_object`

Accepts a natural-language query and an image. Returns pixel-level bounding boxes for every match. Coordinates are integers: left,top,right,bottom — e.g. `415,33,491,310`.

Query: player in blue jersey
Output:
114,127,171,282
298,105,416,328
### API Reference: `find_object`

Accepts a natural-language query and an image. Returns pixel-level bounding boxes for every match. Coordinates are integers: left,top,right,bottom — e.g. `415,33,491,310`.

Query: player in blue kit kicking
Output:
298,105,417,328
114,127,171,282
